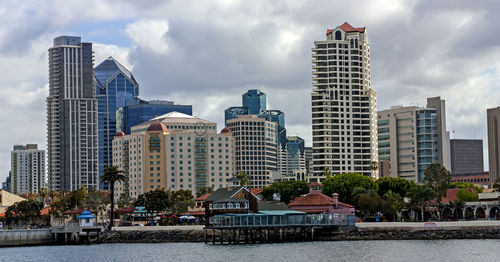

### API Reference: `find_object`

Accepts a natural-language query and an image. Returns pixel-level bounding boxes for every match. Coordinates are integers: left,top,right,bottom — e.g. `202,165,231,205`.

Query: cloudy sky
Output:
1,0,499,182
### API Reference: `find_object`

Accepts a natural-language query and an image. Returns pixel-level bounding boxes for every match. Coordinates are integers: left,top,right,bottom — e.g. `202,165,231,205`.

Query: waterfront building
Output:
450,139,483,175
487,107,500,185
9,144,45,195
112,112,234,198
288,183,354,215
46,36,98,191
311,22,378,180
118,99,192,134
226,115,278,187
95,56,140,190
377,97,449,182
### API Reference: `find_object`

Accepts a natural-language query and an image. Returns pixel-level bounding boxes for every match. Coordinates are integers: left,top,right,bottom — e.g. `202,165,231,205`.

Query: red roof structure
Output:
220,127,231,133
195,193,212,201
327,22,365,35
441,188,475,204
250,188,263,196
114,131,125,137
289,193,353,208
147,121,168,132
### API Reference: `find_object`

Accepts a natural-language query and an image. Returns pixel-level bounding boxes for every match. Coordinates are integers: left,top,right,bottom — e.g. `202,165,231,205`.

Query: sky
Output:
1,0,500,183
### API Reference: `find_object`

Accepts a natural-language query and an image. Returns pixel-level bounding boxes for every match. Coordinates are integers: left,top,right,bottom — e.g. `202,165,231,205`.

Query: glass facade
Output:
416,110,438,182
242,89,266,114
95,57,139,190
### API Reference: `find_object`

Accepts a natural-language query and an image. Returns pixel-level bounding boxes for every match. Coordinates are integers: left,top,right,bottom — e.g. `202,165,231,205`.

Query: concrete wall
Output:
0,229,52,247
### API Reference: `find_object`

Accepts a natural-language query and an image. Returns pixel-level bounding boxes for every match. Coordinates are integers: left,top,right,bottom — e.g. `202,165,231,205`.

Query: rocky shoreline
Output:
99,227,500,243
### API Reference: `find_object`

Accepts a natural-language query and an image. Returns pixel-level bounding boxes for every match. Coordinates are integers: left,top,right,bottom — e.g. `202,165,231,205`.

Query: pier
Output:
204,212,355,244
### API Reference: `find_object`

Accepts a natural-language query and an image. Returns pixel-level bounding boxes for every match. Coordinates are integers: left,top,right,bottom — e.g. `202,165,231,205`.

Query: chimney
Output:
332,193,339,209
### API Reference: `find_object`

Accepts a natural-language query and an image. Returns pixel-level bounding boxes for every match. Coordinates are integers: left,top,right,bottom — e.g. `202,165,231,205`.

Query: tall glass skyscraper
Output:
242,89,266,114
95,57,139,189
47,36,98,191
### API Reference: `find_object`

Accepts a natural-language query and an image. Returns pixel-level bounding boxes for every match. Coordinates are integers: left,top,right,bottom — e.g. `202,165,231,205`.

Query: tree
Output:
322,173,376,204
84,188,110,221
170,189,195,214
135,189,171,221
456,189,478,202
234,171,251,186
6,199,43,226
423,163,451,202
117,193,134,209
493,177,500,192
322,167,332,177
101,166,127,228
262,180,309,204
406,185,435,221
355,190,385,220
383,190,404,221
50,187,87,217
40,188,47,206
449,181,483,193
376,177,415,198
370,161,378,173
196,186,213,198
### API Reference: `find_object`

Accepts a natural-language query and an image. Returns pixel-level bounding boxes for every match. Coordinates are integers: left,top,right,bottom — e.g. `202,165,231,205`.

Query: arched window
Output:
350,39,354,48
335,31,342,40
355,39,358,48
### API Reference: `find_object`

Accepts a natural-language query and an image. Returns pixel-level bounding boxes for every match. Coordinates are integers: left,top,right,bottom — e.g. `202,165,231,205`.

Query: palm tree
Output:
101,166,127,228
322,167,332,177
234,171,251,186
40,187,47,206
48,190,57,205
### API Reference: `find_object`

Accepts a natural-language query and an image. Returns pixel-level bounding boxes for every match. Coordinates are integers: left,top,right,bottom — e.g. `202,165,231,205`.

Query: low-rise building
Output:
288,183,354,215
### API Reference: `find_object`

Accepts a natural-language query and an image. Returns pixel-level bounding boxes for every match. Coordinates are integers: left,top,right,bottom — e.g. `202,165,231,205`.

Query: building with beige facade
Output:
487,107,500,185
226,115,278,187
112,112,234,198
9,144,45,195
311,22,378,179
377,97,449,183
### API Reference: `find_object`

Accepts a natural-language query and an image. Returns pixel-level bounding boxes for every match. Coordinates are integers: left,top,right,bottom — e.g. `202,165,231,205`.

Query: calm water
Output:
0,240,498,262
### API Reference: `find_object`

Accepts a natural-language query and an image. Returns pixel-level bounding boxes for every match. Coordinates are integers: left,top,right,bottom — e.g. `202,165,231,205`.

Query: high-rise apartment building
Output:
450,139,483,175
226,115,278,187
377,97,448,182
46,36,98,191
311,22,377,179
112,112,234,197
10,144,45,195
95,57,139,189
487,107,500,185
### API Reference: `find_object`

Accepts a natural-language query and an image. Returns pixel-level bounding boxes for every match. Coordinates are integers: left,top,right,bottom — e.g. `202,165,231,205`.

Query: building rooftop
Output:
327,22,365,35
289,193,353,208
94,56,137,87
147,121,169,132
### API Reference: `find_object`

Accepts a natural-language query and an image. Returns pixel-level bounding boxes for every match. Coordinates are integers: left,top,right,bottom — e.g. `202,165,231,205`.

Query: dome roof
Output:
221,127,231,133
114,131,125,137
308,182,323,187
147,121,168,132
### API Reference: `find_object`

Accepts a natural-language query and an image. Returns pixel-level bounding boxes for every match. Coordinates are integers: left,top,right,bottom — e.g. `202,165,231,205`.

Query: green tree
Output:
50,187,87,216
423,163,451,203
101,166,127,228
170,189,195,214
456,189,479,202
322,173,375,204
196,186,213,198
262,180,309,204
492,177,500,192
406,185,435,221
6,199,43,226
135,189,171,221
234,171,251,186
83,188,110,220
449,181,482,193
370,161,378,173
322,167,332,177
117,193,134,209
383,190,404,221
40,187,48,206
355,190,385,220
376,177,415,198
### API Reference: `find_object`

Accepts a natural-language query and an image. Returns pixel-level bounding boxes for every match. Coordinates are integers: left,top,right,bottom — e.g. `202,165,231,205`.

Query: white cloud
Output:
125,19,169,54
93,43,132,69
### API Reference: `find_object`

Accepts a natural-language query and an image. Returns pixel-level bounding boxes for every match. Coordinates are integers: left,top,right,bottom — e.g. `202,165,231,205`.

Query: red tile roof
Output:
296,208,328,213
308,182,322,187
327,22,365,34
250,188,263,196
195,193,212,201
289,193,353,208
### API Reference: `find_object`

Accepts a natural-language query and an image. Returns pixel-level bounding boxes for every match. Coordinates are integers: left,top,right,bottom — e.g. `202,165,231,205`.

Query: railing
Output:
210,213,355,228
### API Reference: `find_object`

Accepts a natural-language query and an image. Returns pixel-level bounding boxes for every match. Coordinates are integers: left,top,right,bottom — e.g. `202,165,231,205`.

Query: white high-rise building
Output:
311,22,378,179
10,144,45,195
46,36,98,191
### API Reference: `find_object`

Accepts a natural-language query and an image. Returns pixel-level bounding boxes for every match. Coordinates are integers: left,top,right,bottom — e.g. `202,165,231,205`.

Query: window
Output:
335,31,341,40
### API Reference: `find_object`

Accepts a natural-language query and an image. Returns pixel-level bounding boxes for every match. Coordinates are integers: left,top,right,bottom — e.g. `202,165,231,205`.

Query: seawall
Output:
100,223,500,243
0,229,53,247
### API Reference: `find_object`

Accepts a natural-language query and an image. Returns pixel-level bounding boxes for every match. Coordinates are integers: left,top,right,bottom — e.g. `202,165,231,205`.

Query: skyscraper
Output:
487,107,500,185
10,144,45,194
450,139,483,176
46,36,98,191
377,97,448,182
311,22,377,179
95,56,140,189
